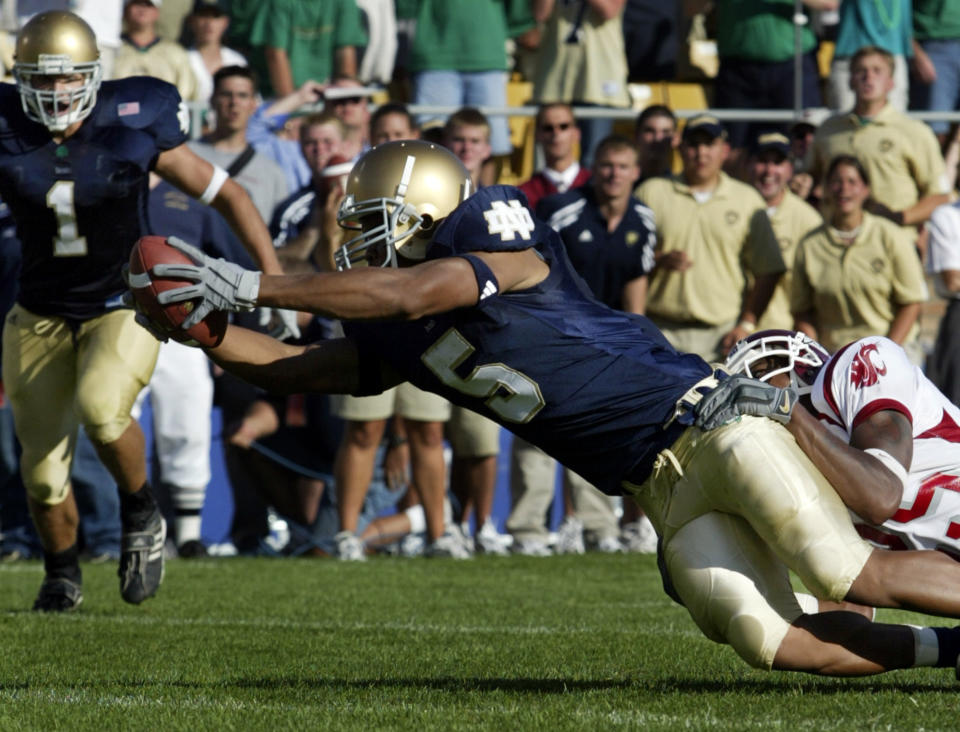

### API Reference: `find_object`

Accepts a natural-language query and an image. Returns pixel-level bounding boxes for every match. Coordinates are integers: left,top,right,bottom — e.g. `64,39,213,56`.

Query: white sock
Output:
175,515,202,545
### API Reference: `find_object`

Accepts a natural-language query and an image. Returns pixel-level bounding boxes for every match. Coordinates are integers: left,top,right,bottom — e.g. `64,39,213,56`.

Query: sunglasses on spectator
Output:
540,122,573,133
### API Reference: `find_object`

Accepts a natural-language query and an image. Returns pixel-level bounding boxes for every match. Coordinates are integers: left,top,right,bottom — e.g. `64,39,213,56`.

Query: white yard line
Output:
35,612,698,639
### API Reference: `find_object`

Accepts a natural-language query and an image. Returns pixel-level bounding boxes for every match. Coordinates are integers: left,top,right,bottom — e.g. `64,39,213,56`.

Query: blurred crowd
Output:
2,0,960,562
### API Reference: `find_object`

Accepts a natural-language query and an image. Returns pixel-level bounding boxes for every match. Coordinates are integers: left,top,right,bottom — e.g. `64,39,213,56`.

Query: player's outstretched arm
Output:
205,325,379,396
158,242,548,329
154,145,283,276
785,405,911,524
256,247,549,319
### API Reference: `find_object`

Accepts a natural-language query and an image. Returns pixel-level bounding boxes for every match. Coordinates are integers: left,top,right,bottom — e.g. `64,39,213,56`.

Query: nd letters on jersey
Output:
0,77,188,320
346,186,714,495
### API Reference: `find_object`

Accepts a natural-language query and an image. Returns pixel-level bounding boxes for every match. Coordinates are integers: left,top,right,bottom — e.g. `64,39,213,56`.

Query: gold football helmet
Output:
13,11,102,132
335,140,472,269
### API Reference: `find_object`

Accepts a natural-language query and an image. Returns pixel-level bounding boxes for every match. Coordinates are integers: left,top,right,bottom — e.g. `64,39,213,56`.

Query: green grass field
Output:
1,553,957,730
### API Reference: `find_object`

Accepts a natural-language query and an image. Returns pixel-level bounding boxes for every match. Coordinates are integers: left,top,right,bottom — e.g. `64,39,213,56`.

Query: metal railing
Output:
186,101,960,140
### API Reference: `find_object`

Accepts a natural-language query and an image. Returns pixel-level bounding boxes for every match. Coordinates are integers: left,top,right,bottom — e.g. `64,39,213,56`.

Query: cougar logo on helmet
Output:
13,11,102,133
335,141,472,270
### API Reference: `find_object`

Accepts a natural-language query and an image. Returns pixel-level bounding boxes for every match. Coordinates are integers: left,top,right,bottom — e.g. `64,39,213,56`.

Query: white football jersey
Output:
809,336,960,557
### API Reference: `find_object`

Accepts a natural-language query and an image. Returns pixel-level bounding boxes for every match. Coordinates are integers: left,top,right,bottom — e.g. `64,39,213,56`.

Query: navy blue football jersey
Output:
345,186,713,494
0,77,188,320
269,184,316,249
148,180,253,268
538,185,656,310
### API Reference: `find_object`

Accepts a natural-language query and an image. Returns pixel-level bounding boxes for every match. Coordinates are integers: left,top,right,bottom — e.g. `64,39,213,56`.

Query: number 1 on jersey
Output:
47,181,88,256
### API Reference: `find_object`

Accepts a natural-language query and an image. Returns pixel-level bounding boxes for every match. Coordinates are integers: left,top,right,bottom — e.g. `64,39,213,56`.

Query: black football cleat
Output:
119,509,166,604
176,539,208,559
33,576,83,613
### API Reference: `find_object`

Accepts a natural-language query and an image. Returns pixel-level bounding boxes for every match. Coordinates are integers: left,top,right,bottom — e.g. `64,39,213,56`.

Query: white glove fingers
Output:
151,262,203,280
165,236,208,263
157,284,205,305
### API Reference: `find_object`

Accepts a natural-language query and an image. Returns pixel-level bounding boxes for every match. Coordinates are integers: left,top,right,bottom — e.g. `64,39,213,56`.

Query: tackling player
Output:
727,330,960,558
0,11,290,612
142,140,960,678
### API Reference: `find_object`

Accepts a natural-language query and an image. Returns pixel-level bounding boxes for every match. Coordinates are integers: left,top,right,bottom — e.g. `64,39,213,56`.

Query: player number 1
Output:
422,328,545,423
47,181,88,257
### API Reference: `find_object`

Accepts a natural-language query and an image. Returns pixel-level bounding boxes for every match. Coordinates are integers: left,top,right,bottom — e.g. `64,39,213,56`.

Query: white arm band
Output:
198,165,229,205
863,447,910,490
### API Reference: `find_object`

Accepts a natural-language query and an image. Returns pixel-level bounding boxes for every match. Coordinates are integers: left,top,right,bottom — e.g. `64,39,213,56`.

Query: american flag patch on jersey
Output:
117,102,140,116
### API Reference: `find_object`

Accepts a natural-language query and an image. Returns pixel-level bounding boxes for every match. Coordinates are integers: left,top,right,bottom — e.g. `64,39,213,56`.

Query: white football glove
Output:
153,236,261,330
693,373,797,431
257,306,301,341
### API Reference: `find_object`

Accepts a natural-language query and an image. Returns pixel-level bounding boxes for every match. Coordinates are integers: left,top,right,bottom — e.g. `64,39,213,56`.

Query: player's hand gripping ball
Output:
128,235,227,347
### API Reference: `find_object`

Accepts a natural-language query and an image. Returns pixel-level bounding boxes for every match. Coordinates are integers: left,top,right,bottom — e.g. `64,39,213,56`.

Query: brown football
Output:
128,235,227,348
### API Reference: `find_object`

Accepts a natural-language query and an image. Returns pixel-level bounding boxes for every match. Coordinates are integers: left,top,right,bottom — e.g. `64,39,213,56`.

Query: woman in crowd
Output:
791,154,928,363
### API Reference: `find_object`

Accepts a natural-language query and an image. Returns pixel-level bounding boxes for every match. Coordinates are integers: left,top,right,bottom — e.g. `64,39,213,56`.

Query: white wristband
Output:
863,447,909,489
198,165,229,205
235,270,261,311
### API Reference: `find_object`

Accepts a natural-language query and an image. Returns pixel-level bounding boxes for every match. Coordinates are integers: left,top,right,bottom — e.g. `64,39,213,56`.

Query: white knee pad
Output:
664,512,802,671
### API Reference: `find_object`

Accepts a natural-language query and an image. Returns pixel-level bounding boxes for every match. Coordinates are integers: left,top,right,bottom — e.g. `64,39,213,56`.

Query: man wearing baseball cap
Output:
748,132,824,331
636,115,785,361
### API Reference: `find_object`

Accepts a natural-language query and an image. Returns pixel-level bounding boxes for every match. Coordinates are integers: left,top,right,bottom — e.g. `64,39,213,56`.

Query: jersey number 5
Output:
47,181,88,257
422,328,545,423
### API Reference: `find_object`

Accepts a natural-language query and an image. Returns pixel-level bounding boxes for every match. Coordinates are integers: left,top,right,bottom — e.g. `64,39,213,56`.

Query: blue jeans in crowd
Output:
413,69,513,156
912,38,960,136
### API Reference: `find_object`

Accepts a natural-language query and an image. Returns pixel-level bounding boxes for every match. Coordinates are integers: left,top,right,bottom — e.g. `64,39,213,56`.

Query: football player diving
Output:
142,139,960,678
0,11,294,612
727,329,960,558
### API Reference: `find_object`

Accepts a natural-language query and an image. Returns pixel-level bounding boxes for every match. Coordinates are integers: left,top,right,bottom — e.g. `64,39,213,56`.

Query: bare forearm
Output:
276,225,321,267
902,194,952,227
265,47,295,98
255,259,478,320
793,313,818,341
887,302,921,344
532,0,555,22
786,407,902,523
621,276,647,314
212,182,283,274
334,46,357,79
206,325,360,394
939,269,960,294
587,0,626,20
741,272,781,323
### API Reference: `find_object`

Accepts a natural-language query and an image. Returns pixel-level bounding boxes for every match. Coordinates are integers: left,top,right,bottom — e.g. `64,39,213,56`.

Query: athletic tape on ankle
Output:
405,505,426,534
910,625,939,667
